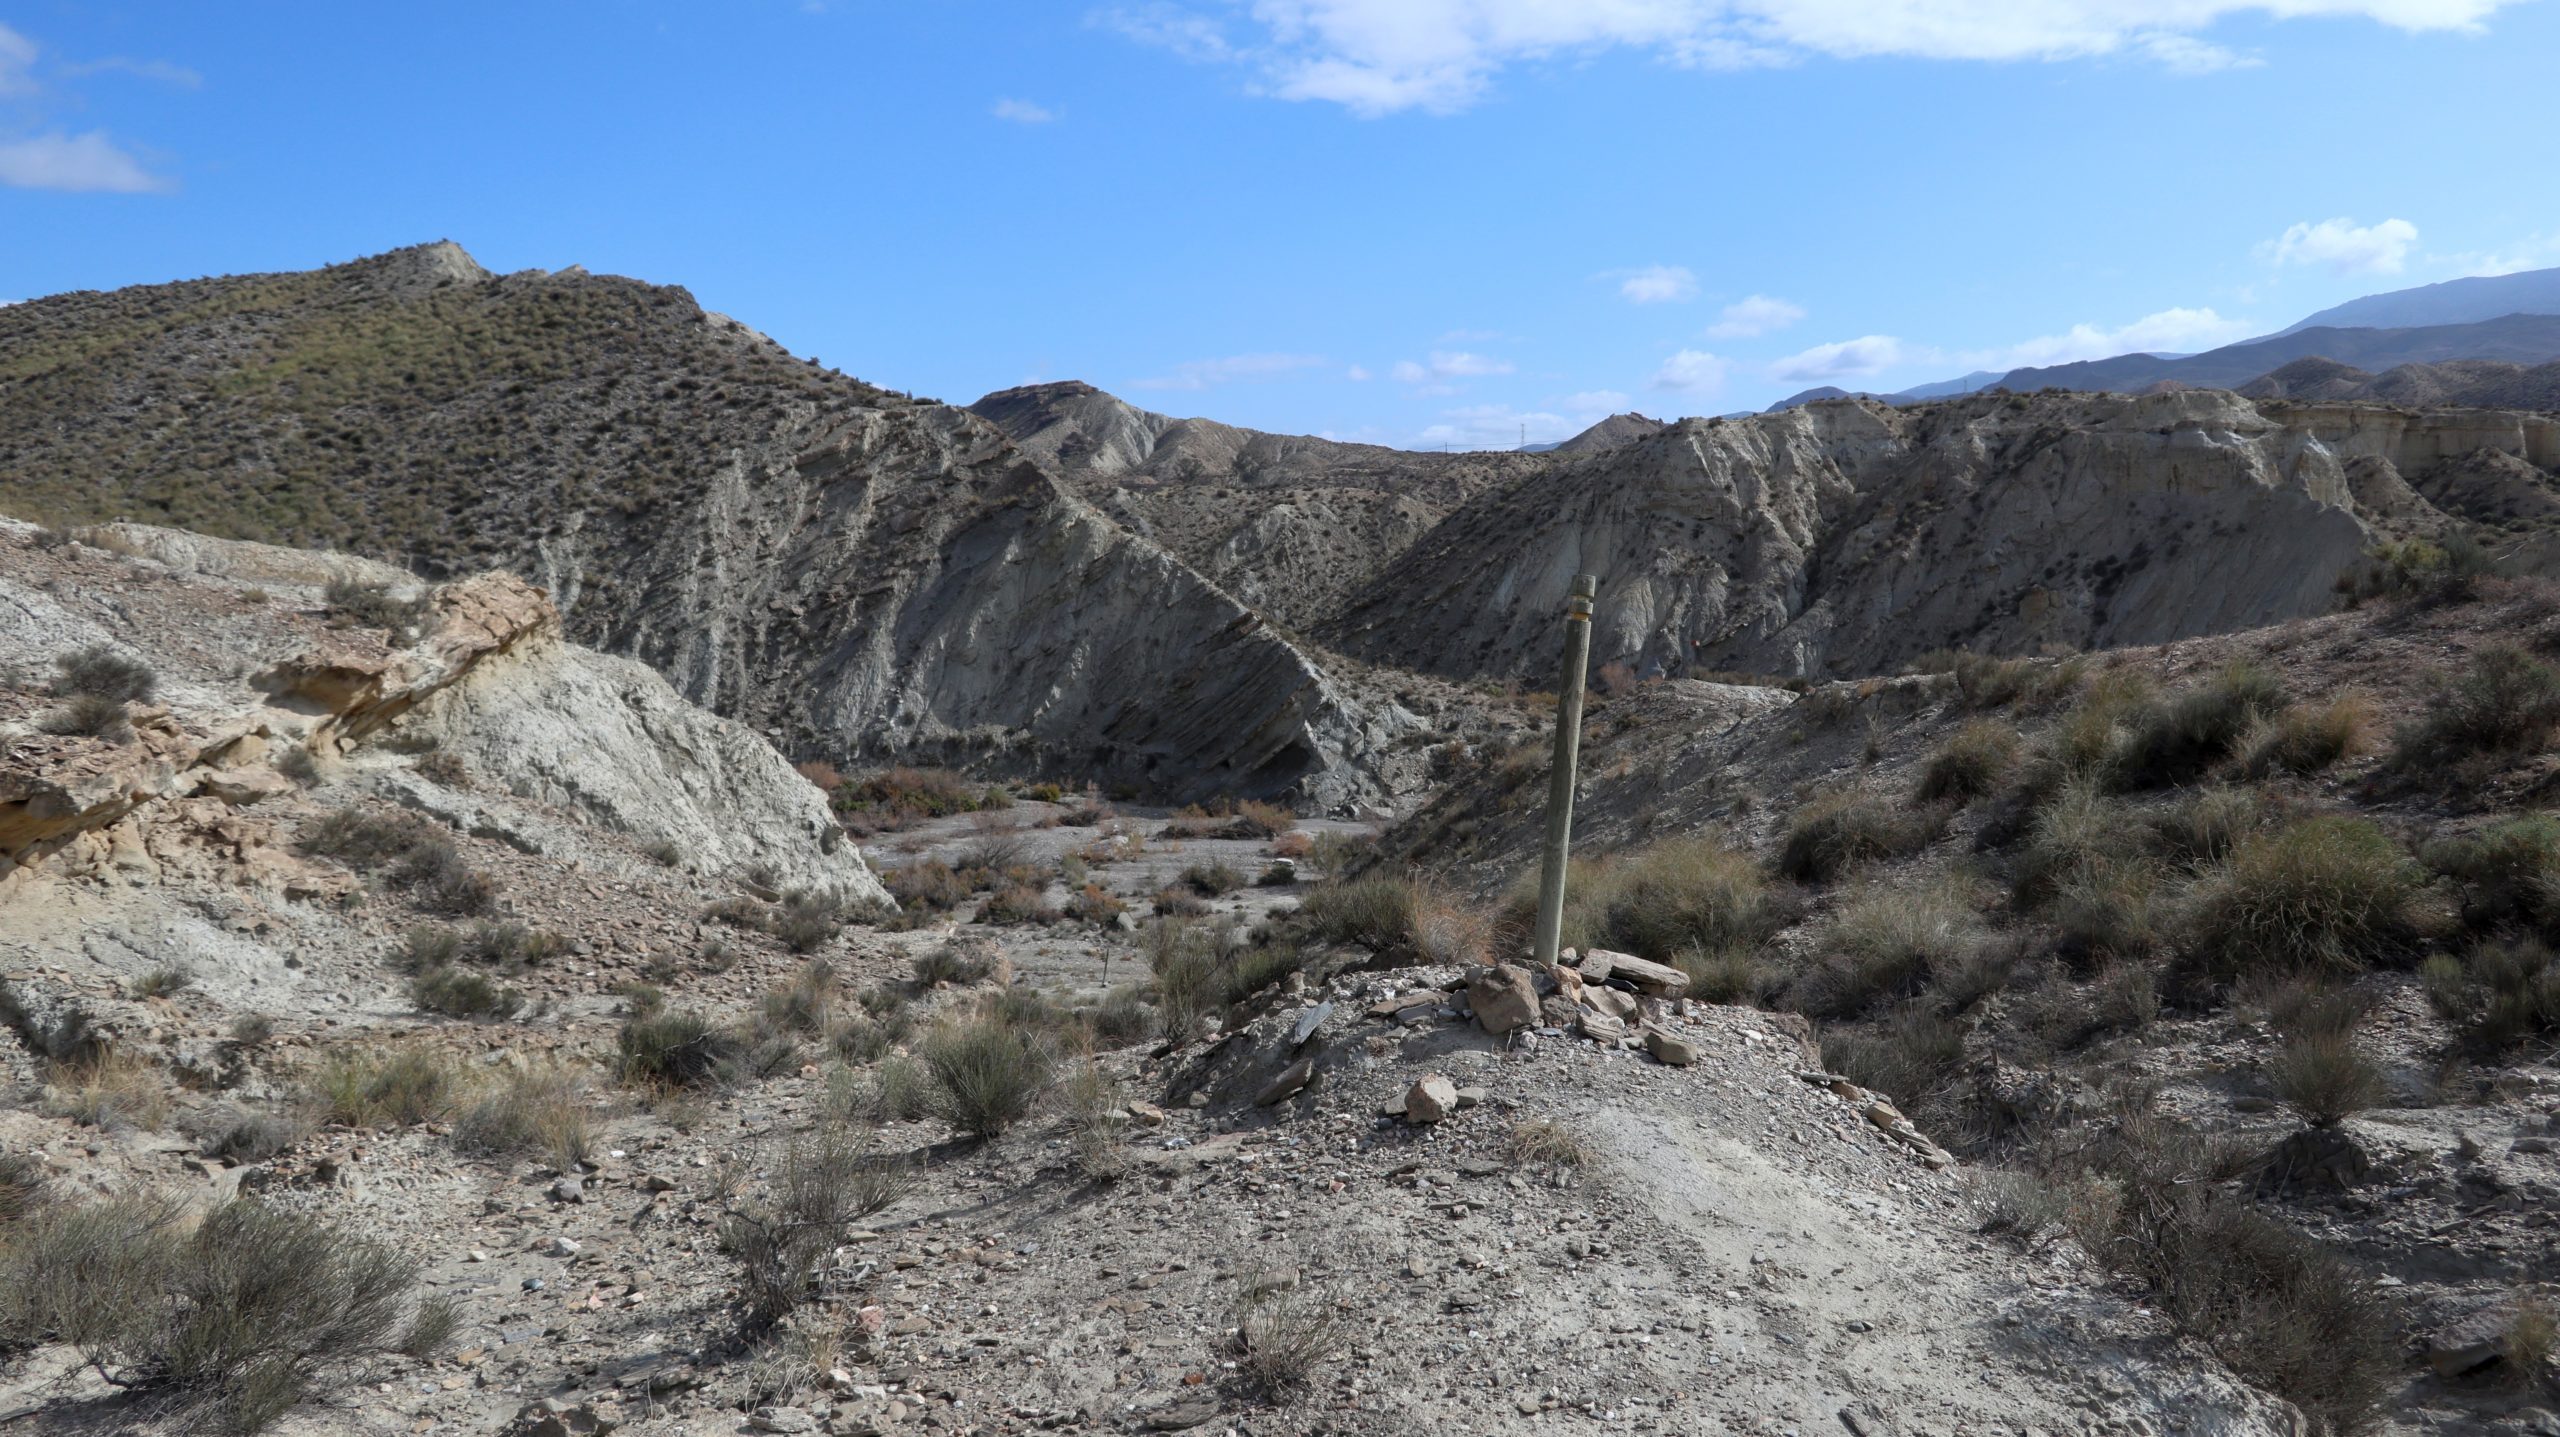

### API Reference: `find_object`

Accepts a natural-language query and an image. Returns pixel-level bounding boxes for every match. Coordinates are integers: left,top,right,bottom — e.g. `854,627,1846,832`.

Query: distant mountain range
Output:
1770,265,2560,410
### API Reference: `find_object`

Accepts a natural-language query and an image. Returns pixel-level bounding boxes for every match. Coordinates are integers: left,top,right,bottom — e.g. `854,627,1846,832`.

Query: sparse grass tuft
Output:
2238,694,2372,778
2111,661,2288,790
1229,1276,1350,1398
411,965,523,1020
1798,880,1987,1018
452,1063,598,1170
616,1010,743,1088
2267,1030,2387,1127
309,1047,465,1128
1506,1116,1592,1169
130,966,194,999
918,1011,1057,1139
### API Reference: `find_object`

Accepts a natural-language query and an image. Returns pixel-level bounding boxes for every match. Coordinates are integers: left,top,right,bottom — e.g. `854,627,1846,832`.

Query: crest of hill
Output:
2240,355,2560,411
1323,387,2560,682
0,244,1425,807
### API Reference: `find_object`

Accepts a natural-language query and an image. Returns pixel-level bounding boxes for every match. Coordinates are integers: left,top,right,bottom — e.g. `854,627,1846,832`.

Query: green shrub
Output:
2391,643,2560,771
918,1013,1056,1138
2182,817,2424,982
775,891,843,953
411,966,523,1020
2112,662,2288,790
1778,791,1939,883
1916,720,2021,804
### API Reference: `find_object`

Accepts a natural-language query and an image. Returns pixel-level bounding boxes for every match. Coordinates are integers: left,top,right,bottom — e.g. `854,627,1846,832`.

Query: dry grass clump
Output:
911,943,997,990
1505,1116,1592,1169
1149,922,1309,1038
2389,642,2560,774
616,1010,746,1089
451,1063,598,1170
1970,1169,2066,1245
1057,1061,1132,1181
38,1048,174,1131
774,890,846,953
324,576,422,633
1296,875,1423,953
2110,661,2289,790
0,1194,438,1433
1180,860,1248,897
1778,791,1941,883
1915,719,2022,804
1525,836,1781,964
1823,1005,1967,1103
2181,816,2426,982
130,965,193,1000
1228,1275,1351,1398
830,766,1006,833
2266,1029,2387,1128
297,809,493,916
2237,693,2373,778
411,965,524,1020
2422,939,2560,1054
309,1047,467,1127
1797,880,1989,1018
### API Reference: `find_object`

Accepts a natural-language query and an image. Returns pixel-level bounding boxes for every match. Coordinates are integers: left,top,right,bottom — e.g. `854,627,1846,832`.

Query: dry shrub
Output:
411,965,523,1020
1822,1005,1966,1103
1676,943,1770,1005
720,1128,915,1334
1297,875,1422,953
2423,939,2560,1054
1270,830,1314,860
1506,1116,1591,1169
2111,661,2289,790
2393,643,2560,771
1058,1062,1131,1181
1181,861,1248,897
1952,652,2034,708
53,643,157,702
884,859,970,911
2182,816,2425,982
1971,1169,2066,1245
1530,836,1780,964
0,1195,429,1433
40,1048,173,1131
911,943,996,989
919,1011,1057,1138
616,1010,744,1088
2424,813,2560,932
38,692,132,739
775,891,845,953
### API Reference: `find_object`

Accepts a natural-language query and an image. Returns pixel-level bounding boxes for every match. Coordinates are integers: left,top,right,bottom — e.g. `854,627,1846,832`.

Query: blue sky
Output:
4,2,2557,448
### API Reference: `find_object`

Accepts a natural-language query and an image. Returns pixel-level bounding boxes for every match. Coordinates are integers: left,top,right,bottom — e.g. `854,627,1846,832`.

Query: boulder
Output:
1579,948,1691,998
1646,1029,1699,1067
1467,965,1540,1036
1254,1057,1315,1107
1406,1075,1459,1123
2426,1301,2519,1378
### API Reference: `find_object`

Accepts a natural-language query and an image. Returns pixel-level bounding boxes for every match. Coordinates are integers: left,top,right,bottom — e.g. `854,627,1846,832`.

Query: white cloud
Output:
1990,306,2253,369
1769,334,1904,382
1391,350,1515,385
1130,352,1328,390
992,97,1059,123
2257,216,2420,275
1106,1,2517,115
1612,264,1699,304
1652,348,1730,393
1706,293,1805,338
0,131,167,192
1345,363,1374,380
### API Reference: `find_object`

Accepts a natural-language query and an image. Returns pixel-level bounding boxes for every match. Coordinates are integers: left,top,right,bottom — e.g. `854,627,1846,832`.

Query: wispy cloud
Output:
1608,264,1698,304
0,23,37,98
2257,216,2420,275
992,97,1059,123
1988,307,2251,369
0,131,168,193
1391,350,1515,385
1706,294,1806,339
1130,352,1328,391
1099,1,2515,115
2446,233,2560,277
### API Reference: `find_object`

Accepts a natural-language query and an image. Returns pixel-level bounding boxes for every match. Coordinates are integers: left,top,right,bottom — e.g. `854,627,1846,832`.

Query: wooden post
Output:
1531,574,1598,967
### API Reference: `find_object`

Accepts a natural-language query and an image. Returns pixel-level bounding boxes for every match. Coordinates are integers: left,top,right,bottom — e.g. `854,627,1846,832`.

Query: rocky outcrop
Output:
1326,389,2549,682
1,521,886,906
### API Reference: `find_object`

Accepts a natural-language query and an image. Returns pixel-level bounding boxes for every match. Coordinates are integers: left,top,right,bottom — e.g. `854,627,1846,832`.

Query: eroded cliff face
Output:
1325,390,2557,681
488,402,1420,809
